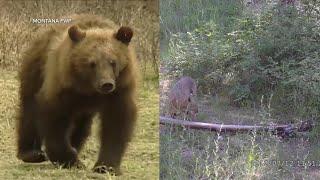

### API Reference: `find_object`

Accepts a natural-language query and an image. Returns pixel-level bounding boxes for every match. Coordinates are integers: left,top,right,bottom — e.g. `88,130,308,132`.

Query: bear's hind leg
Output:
17,102,47,163
39,105,80,168
70,113,93,153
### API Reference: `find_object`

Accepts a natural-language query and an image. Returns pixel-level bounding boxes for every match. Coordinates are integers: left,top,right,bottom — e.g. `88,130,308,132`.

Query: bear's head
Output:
66,25,133,95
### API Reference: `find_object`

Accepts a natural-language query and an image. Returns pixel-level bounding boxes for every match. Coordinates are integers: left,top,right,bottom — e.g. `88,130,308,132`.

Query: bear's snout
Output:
99,81,115,93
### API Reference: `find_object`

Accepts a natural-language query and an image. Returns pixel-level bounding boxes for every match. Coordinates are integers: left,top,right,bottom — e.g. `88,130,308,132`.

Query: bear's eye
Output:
89,61,96,68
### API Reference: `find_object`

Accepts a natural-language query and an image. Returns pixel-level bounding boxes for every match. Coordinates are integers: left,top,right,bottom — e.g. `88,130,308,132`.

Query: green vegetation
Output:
160,0,320,179
161,124,320,179
162,0,320,120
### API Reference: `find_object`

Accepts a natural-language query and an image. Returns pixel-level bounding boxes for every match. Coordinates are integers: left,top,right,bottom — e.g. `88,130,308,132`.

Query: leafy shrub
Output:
166,2,320,117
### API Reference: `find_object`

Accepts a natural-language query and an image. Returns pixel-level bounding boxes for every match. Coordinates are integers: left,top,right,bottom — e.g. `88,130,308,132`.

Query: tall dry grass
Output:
0,0,159,77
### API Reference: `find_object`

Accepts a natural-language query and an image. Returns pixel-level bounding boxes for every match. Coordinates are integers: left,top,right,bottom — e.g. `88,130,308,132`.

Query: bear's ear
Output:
68,25,86,42
115,26,133,45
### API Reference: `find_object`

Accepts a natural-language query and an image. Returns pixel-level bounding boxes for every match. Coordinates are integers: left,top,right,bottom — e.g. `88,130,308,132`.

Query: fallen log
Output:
160,116,313,137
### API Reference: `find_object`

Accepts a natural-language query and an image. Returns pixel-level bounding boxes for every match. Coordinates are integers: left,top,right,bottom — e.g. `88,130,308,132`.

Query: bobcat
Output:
168,76,198,120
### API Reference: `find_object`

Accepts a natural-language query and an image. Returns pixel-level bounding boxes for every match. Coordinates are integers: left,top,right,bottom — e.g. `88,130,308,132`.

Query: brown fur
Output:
168,76,198,120
17,14,139,175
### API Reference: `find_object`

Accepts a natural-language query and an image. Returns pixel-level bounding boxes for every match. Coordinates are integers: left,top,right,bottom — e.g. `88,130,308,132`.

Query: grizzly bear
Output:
17,14,138,175
168,76,198,120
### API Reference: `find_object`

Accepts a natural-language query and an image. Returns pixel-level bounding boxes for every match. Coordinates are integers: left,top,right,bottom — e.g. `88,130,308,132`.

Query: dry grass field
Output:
0,0,159,179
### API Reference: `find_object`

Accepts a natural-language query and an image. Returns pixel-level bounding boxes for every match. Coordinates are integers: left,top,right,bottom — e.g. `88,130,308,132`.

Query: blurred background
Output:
0,0,159,78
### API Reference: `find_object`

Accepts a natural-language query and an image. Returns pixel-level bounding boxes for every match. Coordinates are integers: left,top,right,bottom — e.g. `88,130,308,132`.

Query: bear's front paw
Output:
93,165,122,176
46,145,80,168
17,150,48,163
